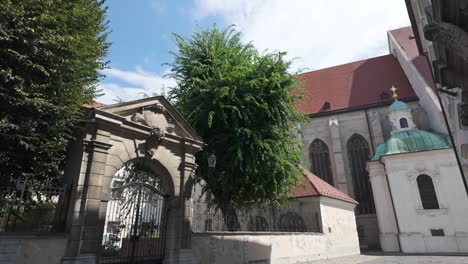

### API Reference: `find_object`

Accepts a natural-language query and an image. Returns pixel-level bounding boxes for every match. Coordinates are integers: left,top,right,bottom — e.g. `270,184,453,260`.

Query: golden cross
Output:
390,86,398,100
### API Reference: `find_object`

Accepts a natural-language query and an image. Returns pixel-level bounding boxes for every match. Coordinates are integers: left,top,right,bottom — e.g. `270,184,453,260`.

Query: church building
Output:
295,26,464,250
367,95,468,253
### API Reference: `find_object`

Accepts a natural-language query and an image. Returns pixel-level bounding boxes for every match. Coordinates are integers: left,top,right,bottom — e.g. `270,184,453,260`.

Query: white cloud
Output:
96,67,176,104
150,0,167,13
194,0,411,72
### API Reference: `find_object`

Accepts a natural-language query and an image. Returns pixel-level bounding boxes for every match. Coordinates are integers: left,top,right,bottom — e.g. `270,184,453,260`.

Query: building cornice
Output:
307,97,419,119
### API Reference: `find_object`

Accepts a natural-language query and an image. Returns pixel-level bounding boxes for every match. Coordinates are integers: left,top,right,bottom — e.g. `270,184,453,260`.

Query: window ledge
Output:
416,208,449,216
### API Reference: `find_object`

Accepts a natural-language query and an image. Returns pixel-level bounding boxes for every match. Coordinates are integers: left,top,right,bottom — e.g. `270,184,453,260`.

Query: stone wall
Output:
0,235,67,264
355,215,379,250
191,197,360,264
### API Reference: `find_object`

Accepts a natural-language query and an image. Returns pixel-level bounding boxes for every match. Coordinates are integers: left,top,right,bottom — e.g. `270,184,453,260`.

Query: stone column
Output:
163,139,200,264
178,141,199,263
367,111,385,153
462,144,468,186
181,156,197,249
329,117,348,193
63,130,112,264
367,161,400,252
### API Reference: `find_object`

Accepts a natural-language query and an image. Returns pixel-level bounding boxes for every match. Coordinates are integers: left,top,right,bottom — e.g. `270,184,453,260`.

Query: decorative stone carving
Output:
328,117,339,127
366,162,385,178
145,127,165,156
130,103,178,155
131,103,175,133
383,165,409,175
407,166,440,181
424,22,468,61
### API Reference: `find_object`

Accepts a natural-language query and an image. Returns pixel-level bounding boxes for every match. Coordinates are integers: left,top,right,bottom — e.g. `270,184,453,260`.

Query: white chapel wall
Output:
382,149,468,253
319,197,360,258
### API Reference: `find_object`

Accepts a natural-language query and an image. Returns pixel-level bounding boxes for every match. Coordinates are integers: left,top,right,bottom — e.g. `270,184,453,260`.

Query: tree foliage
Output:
0,0,109,187
168,26,305,208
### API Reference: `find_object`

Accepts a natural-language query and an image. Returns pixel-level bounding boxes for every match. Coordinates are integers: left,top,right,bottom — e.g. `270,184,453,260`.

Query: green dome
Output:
388,100,410,113
372,130,452,160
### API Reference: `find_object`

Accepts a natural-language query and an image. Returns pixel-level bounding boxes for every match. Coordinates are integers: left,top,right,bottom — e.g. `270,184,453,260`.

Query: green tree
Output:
168,26,305,219
0,0,110,188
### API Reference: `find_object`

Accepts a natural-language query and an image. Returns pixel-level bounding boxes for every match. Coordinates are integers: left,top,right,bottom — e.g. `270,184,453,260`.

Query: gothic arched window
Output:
347,134,375,214
309,139,334,185
400,118,408,128
417,174,439,209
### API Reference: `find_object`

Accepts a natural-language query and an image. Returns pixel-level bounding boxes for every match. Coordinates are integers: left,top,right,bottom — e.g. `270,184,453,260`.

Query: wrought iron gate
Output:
101,182,168,264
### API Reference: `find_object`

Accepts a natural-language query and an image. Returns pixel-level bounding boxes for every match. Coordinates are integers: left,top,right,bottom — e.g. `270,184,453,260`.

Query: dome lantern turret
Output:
387,86,416,135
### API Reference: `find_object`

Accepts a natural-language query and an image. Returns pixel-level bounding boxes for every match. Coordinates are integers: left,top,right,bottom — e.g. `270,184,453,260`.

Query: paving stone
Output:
304,252,468,264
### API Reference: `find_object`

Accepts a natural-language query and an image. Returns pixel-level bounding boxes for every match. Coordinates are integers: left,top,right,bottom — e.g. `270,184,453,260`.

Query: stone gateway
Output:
61,96,203,263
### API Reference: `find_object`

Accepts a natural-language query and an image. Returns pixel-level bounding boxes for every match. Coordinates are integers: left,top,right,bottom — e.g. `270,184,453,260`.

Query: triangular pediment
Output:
98,96,203,142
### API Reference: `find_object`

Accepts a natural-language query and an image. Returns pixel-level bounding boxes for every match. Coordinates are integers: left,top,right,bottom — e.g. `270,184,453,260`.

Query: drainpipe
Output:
433,81,468,198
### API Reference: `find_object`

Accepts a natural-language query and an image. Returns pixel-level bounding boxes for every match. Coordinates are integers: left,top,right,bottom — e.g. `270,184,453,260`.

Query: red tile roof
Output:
389,26,435,90
295,54,416,115
82,102,106,108
290,166,358,204
389,26,419,59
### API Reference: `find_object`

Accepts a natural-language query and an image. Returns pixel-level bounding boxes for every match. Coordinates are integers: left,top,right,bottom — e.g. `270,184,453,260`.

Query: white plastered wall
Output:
191,196,360,264
382,149,468,253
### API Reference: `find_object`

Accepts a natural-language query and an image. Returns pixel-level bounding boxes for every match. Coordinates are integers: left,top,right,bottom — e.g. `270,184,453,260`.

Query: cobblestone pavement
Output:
305,252,468,264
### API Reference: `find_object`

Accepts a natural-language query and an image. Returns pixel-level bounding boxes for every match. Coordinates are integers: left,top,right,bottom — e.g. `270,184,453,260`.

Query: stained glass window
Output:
309,139,334,185
347,134,375,214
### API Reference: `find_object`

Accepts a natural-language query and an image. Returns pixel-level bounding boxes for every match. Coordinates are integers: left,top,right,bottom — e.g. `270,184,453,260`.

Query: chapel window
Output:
309,139,334,185
347,134,376,214
400,118,409,128
417,174,439,209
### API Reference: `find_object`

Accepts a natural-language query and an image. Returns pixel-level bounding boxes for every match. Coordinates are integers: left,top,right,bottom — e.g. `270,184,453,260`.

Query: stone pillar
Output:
329,117,348,193
181,157,196,249
462,144,468,186
367,111,385,153
179,142,198,263
367,161,400,252
63,130,112,264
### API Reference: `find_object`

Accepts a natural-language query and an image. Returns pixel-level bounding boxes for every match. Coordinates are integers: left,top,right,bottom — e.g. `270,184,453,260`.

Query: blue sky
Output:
105,0,221,74
98,0,411,104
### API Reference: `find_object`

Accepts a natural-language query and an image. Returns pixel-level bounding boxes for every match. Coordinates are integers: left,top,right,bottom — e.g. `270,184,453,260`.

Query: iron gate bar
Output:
111,182,167,197
101,181,169,264
129,184,142,264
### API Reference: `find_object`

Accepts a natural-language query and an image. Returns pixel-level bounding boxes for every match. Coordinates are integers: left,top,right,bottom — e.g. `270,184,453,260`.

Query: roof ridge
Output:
297,54,394,76
292,165,358,204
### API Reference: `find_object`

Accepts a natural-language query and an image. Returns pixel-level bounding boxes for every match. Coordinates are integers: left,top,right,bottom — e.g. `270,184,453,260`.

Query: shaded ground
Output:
306,252,468,264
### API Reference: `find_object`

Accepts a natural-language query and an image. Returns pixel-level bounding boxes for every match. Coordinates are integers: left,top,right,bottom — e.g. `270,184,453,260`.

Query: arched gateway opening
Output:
101,159,171,264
